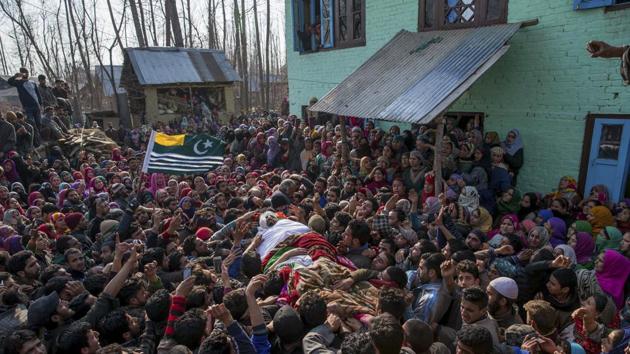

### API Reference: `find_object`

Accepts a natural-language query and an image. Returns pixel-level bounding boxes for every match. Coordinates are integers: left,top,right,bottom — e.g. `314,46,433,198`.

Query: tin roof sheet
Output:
309,24,521,123
124,47,240,86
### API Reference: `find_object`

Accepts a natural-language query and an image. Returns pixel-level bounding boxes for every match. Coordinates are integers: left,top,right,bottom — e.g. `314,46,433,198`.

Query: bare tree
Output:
129,0,147,46
137,0,149,45
0,0,57,77
186,0,193,46
10,20,24,68
0,35,9,75
239,0,249,110
221,0,226,51
148,0,159,45
207,0,216,48
66,0,96,107
165,0,184,46
265,0,271,110
253,0,264,109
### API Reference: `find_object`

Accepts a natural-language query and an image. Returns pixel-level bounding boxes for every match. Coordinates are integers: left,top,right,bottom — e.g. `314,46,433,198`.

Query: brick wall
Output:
286,0,630,194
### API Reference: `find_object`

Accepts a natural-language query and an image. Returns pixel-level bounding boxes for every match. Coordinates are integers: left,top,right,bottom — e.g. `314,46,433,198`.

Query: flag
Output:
142,131,225,175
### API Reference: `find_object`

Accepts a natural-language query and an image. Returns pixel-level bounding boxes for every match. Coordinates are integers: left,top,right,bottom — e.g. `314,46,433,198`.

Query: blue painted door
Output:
585,118,630,202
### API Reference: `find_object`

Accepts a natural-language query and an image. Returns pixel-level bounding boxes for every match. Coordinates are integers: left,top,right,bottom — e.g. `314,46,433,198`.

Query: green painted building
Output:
285,0,630,199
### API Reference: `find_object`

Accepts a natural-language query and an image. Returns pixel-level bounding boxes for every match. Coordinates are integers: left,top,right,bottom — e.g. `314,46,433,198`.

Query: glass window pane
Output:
353,12,362,39
598,124,623,160
339,16,347,41
339,0,347,15
353,0,361,11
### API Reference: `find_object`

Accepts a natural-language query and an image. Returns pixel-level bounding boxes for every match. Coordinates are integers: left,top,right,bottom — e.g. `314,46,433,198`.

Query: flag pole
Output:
142,130,156,173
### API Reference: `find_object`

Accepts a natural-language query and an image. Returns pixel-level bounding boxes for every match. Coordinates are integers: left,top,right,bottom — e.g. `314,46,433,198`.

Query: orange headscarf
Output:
588,206,615,236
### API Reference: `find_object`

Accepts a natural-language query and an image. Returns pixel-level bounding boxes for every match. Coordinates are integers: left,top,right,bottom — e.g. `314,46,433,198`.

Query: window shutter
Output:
573,0,613,10
291,0,307,52
291,0,300,51
321,0,335,48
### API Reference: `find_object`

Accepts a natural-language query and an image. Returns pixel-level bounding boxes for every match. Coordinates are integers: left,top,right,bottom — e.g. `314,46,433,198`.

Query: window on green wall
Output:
573,0,630,10
291,0,365,53
419,0,508,31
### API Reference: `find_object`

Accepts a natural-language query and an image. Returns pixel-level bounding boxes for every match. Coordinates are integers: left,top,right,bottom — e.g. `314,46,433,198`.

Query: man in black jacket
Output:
7,68,42,145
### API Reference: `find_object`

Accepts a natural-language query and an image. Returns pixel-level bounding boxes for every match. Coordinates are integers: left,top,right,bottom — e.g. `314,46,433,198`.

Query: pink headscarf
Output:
502,214,521,232
149,173,167,197
596,249,630,309
28,192,44,207
320,141,333,158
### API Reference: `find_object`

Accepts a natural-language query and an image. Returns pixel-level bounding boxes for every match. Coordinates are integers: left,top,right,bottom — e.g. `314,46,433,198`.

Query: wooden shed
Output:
120,47,240,125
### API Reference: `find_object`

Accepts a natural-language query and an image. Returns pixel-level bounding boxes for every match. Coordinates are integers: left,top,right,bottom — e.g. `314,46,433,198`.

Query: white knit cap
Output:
489,277,518,300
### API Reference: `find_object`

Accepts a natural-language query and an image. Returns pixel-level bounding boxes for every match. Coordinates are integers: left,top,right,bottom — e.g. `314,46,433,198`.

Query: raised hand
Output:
440,259,456,279
209,303,234,326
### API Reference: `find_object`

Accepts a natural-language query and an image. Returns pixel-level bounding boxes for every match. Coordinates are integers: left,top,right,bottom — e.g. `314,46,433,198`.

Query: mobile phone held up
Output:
183,268,192,279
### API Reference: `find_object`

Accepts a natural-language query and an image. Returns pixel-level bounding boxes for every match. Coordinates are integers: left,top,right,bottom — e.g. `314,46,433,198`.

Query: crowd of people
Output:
0,61,629,354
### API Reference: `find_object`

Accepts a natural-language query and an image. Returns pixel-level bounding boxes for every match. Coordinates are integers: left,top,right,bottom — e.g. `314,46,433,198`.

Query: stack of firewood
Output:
57,129,120,156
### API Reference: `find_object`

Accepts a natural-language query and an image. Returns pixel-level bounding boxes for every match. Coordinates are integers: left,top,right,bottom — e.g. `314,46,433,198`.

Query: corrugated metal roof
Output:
94,65,126,96
309,24,521,124
124,47,240,86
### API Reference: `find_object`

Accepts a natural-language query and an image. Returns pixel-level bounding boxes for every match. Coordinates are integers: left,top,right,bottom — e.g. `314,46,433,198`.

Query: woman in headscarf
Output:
50,212,69,239
111,147,123,162
496,187,521,220
458,186,480,214
2,159,20,184
568,231,595,269
88,176,107,195
3,235,23,255
483,131,501,150
545,217,567,248
365,167,388,194
402,151,426,193
358,157,371,179
266,135,280,166
2,208,22,230
554,244,578,266
82,166,95,185
489,146,512,199
536,209,554,225
27,191,44,207
468,206,493,233
166,178,180,199
489,214,521,246
501,129,524,180
422,196,441,216
527,226,552,252
10,182,27,204
549,176,581,210
316,140,334,171
582,250,630,309
249,132,268,167
178,196,196,219
588,206,615,236
149,173,167,197
573,257,626,336
420,171,435,204
518,192,541,221
26,206,42,224
595,226,623,255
